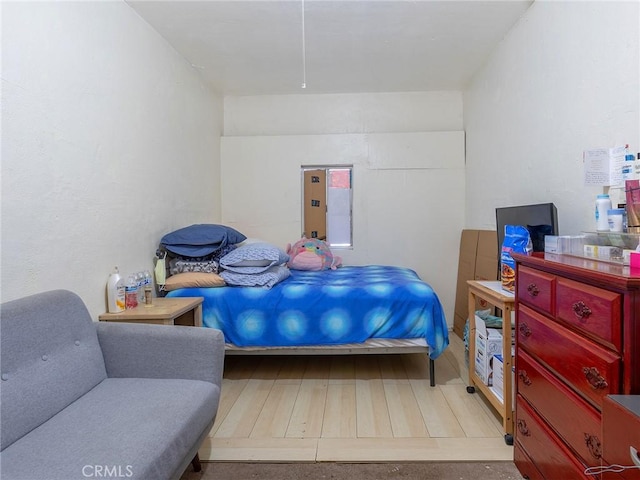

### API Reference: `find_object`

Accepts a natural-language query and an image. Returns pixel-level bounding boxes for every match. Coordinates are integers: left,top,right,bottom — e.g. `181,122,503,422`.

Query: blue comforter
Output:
167,265,449,359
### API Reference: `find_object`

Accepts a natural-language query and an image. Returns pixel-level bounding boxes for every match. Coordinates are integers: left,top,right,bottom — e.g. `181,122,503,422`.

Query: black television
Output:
495,203,559,254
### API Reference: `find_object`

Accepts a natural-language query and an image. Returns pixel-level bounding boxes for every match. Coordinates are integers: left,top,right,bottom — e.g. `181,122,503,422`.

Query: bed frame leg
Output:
429,358,435,387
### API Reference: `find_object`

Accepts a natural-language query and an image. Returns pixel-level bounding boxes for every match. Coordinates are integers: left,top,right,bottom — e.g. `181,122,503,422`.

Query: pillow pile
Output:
219,242,291,288
158,224,246,290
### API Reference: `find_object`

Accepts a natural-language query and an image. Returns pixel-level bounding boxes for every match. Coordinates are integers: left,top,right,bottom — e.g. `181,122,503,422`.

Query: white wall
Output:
1,1,223,318
222,92,465,328
464,0,639,234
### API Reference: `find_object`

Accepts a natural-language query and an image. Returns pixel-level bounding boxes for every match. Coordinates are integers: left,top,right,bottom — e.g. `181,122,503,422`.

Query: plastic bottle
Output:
607,208,625,233
143,270,152,289
125,275,139,309
135,271,145,303
106,267,126,313
595,194,612,231
143,270,153,305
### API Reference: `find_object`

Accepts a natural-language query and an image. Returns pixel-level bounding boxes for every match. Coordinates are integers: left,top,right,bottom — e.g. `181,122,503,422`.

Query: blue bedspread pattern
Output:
167,265,449,359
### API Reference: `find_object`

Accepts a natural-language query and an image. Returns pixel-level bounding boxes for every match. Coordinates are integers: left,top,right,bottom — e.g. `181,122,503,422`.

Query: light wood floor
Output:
199,334,513,462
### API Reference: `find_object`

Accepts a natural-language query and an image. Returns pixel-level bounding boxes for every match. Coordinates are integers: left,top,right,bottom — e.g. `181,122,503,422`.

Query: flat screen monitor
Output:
496,203,559,254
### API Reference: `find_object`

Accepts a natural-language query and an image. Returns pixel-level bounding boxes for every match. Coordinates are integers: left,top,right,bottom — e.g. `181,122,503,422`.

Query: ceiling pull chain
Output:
301,0,307,89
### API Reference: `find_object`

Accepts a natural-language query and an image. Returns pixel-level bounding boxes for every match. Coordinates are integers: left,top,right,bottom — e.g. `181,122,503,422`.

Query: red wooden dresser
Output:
512,253,640,479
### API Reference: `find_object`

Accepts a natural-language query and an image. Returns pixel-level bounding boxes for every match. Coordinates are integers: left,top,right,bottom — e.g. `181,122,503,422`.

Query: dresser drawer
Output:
517,265,555,316
514,442,545,480
515,396,591,479
556,277,622,352
517,304,621,410
602,396,640,480
517,349,602,466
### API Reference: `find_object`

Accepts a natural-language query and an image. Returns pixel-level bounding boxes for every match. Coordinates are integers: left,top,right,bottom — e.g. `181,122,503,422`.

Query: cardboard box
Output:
476,230,500,281
474,314,502,386
489,354,514,406
453,230,498,338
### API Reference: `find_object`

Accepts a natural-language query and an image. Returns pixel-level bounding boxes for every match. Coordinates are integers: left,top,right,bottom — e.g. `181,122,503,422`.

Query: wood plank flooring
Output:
199,334,513,462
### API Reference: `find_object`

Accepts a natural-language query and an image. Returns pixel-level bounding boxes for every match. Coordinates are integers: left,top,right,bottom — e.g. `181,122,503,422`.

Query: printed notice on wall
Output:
584,146,625,186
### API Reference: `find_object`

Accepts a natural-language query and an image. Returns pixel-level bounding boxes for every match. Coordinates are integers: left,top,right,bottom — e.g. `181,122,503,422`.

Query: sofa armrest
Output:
96,322,224,386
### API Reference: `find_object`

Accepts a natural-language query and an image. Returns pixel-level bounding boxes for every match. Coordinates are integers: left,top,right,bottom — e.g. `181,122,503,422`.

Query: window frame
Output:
300,165,353,248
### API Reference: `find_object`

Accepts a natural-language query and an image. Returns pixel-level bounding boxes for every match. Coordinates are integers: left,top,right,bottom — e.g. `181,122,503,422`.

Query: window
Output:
301,166,353,247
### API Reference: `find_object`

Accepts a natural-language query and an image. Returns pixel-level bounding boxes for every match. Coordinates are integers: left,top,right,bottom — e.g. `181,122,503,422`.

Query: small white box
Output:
545,235,586,255
545,235,567,254
583,245,623,260
474,314,502,386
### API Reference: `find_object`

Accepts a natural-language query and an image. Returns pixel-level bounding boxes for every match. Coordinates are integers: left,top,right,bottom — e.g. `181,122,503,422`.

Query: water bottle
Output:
125,275,139,309
143,270,153,305
135,271,145,303
143,270,152,289
595,194,612,231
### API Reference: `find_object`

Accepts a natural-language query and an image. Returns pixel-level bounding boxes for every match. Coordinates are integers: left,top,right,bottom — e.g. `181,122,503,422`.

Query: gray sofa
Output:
0,289,225,480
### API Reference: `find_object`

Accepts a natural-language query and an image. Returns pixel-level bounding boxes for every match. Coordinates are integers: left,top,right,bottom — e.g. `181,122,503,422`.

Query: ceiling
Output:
127,0,533,96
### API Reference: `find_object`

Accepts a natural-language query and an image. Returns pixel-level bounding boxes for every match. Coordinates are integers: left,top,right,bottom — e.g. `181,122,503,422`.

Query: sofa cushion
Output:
0,377,220,480
0,290,107,451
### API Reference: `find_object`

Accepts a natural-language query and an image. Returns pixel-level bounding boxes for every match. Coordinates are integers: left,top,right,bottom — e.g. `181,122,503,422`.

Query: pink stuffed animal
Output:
286,237,342,271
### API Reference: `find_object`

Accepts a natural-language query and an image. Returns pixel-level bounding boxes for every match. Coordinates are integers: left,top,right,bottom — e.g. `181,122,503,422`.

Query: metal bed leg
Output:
429,358,435,387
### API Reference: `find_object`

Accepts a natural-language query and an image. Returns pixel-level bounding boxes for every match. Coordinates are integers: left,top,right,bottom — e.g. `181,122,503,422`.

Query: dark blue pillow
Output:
161,224,246,257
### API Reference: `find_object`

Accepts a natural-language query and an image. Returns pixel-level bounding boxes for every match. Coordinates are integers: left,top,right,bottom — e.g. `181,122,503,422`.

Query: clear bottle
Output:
595,194,612,231
143,270,152,288
143,270,153,305
135,271,145,303
125,275,139,309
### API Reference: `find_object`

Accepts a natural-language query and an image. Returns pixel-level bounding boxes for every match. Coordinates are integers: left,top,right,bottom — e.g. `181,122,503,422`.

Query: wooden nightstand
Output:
466,280,515,444
99,297,204,327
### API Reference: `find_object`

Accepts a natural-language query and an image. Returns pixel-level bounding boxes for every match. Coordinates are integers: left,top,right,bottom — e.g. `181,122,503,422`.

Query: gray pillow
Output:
220,243,289,274
220,265,291,288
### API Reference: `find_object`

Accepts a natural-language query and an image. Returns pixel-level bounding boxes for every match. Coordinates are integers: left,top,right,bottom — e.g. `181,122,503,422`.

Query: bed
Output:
165,264,449,386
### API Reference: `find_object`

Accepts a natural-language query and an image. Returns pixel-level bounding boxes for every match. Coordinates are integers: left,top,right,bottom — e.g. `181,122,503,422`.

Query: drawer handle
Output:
572,301,592,320
526,283,539,297
584,433,602,459
582,367,608,390
519,323,532,337
517,419,530,437
518,370,532,386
